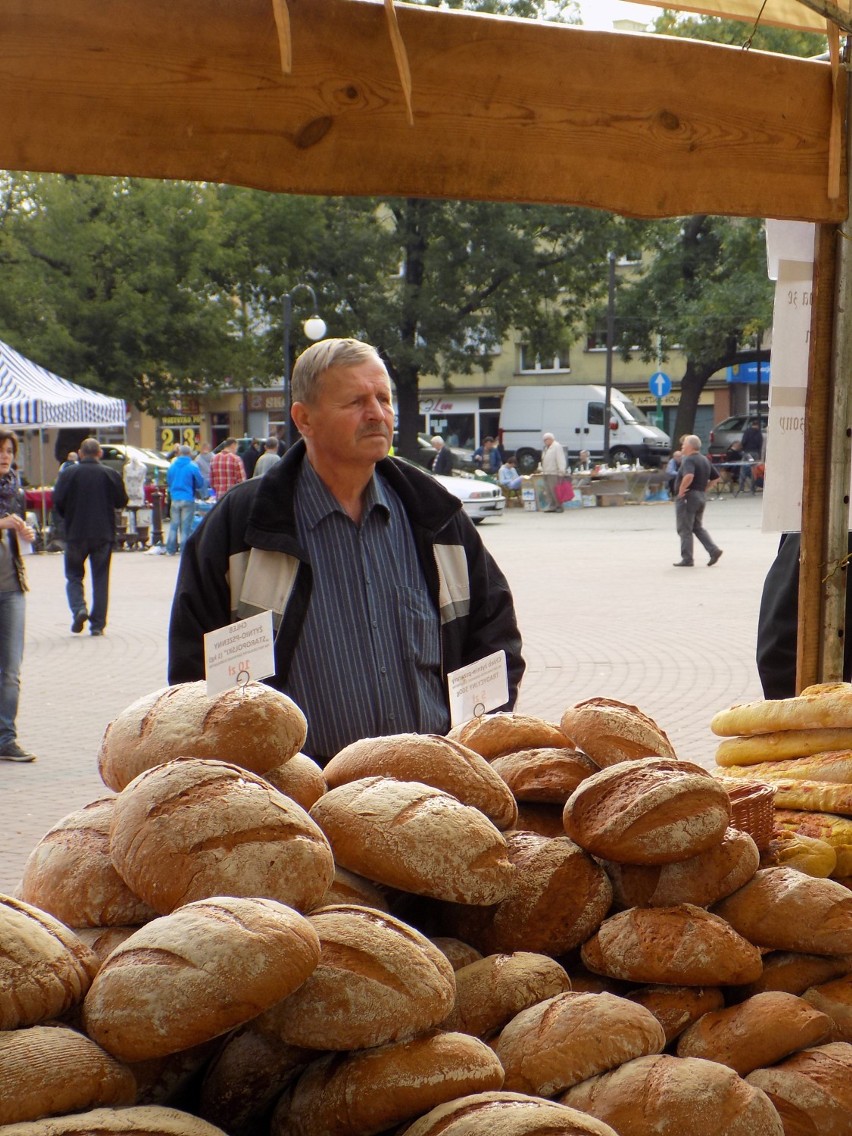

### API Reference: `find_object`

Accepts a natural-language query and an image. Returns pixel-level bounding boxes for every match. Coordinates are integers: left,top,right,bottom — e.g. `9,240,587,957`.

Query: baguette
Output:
715,728,852,766
759,830,837,877
711,683,852,737
717,751,852,782
765,778,852,816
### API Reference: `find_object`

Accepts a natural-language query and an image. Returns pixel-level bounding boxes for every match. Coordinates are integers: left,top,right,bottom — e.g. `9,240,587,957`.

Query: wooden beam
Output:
0,0,845,221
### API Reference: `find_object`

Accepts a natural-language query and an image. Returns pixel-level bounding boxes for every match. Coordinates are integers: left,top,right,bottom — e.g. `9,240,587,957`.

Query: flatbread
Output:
716,752,852,784
715,728,852,767
711,684,852,738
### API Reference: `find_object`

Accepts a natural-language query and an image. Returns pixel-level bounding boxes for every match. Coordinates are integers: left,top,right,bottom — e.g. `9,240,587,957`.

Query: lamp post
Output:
603,250,616,464
282,284,327,448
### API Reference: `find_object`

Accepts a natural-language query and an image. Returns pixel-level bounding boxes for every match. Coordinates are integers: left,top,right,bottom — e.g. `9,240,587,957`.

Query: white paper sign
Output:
447,650,509,726
204,611,276,697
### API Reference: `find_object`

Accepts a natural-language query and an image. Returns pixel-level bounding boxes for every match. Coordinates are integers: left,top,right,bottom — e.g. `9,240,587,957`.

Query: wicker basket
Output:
719,778,777,850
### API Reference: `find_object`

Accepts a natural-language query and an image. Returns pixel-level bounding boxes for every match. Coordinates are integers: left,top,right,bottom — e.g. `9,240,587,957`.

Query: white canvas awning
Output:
0,339,125,429
627,0,849,33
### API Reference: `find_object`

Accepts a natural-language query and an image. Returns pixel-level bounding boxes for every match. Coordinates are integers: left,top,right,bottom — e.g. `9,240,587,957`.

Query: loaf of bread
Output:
0,1024,136,1126
604,826,759,909
734,951,852,998
625,985,725,1044
495,990,665,1097
802,974,852,1041
271,1031,504,1136
263,753,326,811
490,748,598,803
309,777,514,905
448,714,568,759
430,937,483,971
712,683,852,737
563,757,732,865
718,751,852,783
74,926,137,964
324,733,517,829
676,991,833,1074
109,758,334,914
0,1107,232,1135
83,896,321,1063
764,778,852,815
401,1092,620,1136
443,952,572,1039
759,829,838,877
316,867,390,912
255,904,456,1051
774,809,852,875
715,728,852,766
712,867,852,955
560,698,676,766
0,895,99,1029
581,904,763,986
561,1054,784,1136
20,797,156,928
746,1043,852,1136
438,831,612,956
98,680,307,791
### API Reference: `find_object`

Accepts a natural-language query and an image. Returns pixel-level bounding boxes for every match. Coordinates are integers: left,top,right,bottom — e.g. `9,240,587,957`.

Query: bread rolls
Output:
746,1042,852,1136
448,714,568,759
444,952,572,1039
400,1091,621,1136
560,698,676,766
490,748,598,803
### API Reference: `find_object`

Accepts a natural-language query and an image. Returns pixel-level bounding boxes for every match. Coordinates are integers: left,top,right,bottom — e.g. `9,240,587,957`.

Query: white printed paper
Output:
447,650,509,727
204,611,276,697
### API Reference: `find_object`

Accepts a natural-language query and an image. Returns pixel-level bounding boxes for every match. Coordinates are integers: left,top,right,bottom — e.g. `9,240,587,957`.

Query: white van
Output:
499,384,671,474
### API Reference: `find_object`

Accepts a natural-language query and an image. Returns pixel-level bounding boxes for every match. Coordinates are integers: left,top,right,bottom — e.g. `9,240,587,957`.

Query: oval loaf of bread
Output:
560,698,676,766
263,753,327,811
746,1042,852,1136
401,1091,621,1136
0,1106,234,1134
444,952,572,1039
625,985,725,1044
490,748,599,804
448,714,568,759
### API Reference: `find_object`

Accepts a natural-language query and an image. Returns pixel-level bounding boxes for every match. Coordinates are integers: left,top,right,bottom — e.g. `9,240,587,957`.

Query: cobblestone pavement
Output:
0,492,778,892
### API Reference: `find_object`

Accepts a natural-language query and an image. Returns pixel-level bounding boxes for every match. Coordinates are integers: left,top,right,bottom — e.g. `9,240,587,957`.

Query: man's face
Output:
294,361,394,470
543,436,553,449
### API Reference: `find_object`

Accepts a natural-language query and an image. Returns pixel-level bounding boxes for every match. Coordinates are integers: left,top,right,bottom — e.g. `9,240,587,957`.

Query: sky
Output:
575,1,664,30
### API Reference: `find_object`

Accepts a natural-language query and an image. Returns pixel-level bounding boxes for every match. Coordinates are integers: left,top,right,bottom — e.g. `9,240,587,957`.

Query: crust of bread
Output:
400,1091,621,1136
513,803,566,838
262,753,326,811
448,714,568,760
625,985,725,1044
429,937,483,971
560,698,676,767
316,867,390,913
759,830,838,878
718,751,852,783
491,749,599,804
773,810,852,875
802,974,852,1042
711,683,852,738
746,1043,852,1136
733,951,852,998
0,1106,235,1134
444,952,572,1039
715,728,852,766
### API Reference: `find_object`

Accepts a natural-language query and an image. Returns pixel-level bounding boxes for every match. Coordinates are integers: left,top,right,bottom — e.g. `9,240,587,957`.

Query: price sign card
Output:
447,650,509,726
204,611,275,697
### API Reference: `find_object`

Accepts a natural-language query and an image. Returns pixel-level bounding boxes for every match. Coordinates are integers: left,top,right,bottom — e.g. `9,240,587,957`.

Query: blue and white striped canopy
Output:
0,338,125,428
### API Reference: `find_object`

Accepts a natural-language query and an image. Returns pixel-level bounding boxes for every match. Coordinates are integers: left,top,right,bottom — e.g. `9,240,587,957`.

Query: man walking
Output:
253,436,282,478
672,434,722,568
209,438,246,499
165,444,204,555
53,438,128,635
540,432,567,512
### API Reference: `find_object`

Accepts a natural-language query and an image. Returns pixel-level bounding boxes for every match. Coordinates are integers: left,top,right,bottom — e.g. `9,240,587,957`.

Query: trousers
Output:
0,589,24,747
64,540,113,632
675,492,720,564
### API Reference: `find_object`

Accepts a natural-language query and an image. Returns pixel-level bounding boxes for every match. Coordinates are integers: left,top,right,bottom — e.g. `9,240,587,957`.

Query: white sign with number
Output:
204,611,276,697
447,650,509,726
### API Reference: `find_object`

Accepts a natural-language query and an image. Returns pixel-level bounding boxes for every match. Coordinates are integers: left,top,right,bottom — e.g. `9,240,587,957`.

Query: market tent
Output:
0,338,125,429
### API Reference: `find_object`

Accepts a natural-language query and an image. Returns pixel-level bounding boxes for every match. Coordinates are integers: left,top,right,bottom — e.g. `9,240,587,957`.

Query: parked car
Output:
98,444,172,481
433,472,504,525
393,432,477,473
708,413,768,457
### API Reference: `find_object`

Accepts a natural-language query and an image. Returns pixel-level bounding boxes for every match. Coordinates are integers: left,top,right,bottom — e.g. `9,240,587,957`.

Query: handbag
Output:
554,477,574,503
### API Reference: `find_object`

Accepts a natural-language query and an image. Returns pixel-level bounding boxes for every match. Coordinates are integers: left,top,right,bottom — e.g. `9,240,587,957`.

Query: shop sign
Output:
159,416,201,451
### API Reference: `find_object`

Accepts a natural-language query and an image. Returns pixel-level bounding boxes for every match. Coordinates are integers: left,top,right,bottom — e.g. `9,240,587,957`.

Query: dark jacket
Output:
53,458,128,543
432,445,454,475
168,442,525,707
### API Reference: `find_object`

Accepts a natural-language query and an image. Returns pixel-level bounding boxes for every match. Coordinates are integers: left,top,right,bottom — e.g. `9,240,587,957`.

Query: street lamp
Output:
282,283,327,448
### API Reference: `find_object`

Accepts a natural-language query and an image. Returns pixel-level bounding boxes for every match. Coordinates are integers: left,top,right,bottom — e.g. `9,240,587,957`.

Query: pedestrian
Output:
741,417,764,460
0,430,36,762
665,449,682,498
52,437,128,636
194,442,213,492
241,438,263,478
430,435,454,475
540,431,567,512
672,434,722,568
253,436,282,478
209,437,246,499
58,451,79,474
168,337,525,765
165,445,204,555
472,436,500,474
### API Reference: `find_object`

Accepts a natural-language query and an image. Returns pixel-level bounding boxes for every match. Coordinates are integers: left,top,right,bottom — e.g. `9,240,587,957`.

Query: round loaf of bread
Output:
400,1092,620,1136
263,754,326,811
734,951,852,998
271,1031,504,1136
676,991,833,1074
712,867,852,955
581,904,763,986
802,974,852,1041
495,991,665,1097
625,985,724,1044
443,952,572,1039
604,827,759,909
256,904,456,1051
448,714,568,759
0,1106,233,1134
562,1054,784,1136
490,748,598,804
83,896,321,1063
746,1042,852,1136
439,831,612,956
0,895,99,1029
74,926,137,964
309,777,514,905
324,733,518,829
430,937,483,971
0,1024,136,1125
20,798,156,928
317,867,390,912
560,698,676,766
563,757,732,865
98,680,307,791
109,758,334,914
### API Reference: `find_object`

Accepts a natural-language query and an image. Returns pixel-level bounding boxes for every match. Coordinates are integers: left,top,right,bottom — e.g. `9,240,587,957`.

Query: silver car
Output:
434,472,505,525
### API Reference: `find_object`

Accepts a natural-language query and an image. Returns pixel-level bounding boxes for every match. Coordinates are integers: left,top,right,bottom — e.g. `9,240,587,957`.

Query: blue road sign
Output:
649,371,672,398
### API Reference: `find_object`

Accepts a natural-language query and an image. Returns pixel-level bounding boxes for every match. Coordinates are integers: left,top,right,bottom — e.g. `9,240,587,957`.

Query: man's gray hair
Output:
683,434,702,450
178,444,192,456
80,437,101,458
291,338,387,405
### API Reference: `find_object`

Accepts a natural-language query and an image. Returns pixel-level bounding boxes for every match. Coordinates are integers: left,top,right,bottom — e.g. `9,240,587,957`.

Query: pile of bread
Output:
3,684,852,1136
712,681,852,880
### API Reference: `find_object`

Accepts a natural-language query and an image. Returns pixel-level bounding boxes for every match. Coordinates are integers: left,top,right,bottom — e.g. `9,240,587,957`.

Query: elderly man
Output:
168,338,525,765
672,434,722,568
540,431,567,512
430,435,454,475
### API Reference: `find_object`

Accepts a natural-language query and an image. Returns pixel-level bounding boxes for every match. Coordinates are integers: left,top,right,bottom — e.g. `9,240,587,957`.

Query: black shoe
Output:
71,608,88,634
673,561,694,567
708,550,723,566
90,629,104,637
0,741,36,762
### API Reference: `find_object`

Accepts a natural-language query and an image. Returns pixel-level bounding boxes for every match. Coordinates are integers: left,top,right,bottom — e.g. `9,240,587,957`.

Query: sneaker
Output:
0,741,36,763
71,608,88,634
708,550,723,566
672,561,694,567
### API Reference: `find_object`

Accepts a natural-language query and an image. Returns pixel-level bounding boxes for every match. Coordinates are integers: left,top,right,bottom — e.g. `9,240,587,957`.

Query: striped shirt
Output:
209,450,246,498
284,459,449,761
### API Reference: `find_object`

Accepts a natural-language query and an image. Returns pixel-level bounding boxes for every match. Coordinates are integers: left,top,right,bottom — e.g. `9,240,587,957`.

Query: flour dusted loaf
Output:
0,1107,230,1135
401,1091,621,1136
444,952,572,1039
83,896,320,1063
802,973,852,1041
0,895,99,1029
74,926,137,964
746,1042,852,1136
560,698,676,766
561,1054,784,1136
430,937,484,970
309,776,513,904
20,797,156,928
734,951,852,998
98,680,307,791
563,757,731,865
625,985,725,1044
323,733,517,829
263,753,327,811
581,904,763,986
490,748,599,803
256,904,456,1051
448,714,568,759
712,682,852,737
495,991,665,1097
317,866,390,912
712,867,852,954
271,1031,504,1136
716,727,852,765
109,758,334,914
